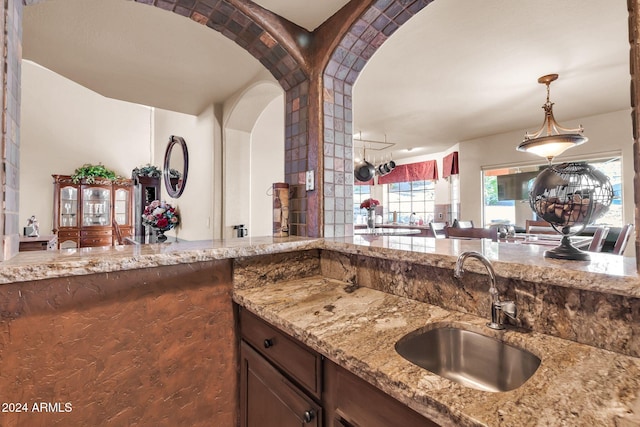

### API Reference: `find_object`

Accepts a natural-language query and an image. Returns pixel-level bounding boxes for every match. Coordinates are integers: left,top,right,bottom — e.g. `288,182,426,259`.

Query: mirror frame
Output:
163,135,189,199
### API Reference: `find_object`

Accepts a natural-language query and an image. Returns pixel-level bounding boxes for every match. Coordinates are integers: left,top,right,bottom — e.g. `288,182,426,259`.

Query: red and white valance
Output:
442,151,459,178
355,177,375,186
377,160,439,184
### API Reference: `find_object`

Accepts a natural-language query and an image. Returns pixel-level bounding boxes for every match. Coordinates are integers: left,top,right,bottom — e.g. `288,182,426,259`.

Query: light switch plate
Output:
306,170,314,191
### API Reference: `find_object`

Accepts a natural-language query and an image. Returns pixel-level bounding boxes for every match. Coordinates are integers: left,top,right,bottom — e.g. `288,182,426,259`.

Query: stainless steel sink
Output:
395,327,540,392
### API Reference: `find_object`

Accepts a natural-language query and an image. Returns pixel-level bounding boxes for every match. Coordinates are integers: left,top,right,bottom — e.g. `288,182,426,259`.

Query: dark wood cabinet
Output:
240,341,321,427
324,360,438,427
53,175,133,248
239,308,322,427
240,308,322,399
132,174,161,242
238,307,440,427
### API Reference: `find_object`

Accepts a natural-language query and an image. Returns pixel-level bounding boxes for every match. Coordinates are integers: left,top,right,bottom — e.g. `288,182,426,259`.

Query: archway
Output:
223,79,284,238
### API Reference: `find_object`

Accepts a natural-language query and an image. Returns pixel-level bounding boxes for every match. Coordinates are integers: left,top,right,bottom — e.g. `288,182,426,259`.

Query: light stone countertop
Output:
0,236,322,284
1,235,639,299
233,275,640,427
326,235,640,297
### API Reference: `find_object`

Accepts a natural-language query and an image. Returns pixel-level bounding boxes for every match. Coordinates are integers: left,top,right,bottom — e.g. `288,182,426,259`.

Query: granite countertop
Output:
326,236,640,297
2,235,639,298
0,236,322,284
233,275,640,427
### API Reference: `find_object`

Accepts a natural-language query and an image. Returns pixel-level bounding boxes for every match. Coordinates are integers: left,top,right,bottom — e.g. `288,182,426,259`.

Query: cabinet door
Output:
324,360,439,427
82,187,111,227
240,341,321,427
59,185,79,228
114,188,131,225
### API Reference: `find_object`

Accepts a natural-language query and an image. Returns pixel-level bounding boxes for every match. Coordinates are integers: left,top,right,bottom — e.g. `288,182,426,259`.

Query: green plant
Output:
71,163,118,184
133,164,162,178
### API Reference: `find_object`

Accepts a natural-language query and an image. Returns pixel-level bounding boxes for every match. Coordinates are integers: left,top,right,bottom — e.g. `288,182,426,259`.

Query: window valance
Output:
442,151,459,178
377,160,438,184
355,177,375,186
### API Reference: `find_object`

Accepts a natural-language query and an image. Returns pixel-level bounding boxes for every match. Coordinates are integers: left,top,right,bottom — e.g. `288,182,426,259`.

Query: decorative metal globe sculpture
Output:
529,162,614,261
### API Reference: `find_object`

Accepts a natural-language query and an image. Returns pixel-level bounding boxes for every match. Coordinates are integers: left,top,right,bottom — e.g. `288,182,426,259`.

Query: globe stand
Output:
529,162,614,263
544,227,590,261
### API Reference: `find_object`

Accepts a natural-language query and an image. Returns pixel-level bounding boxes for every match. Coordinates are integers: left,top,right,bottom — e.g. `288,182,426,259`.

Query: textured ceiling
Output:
22,0,629,157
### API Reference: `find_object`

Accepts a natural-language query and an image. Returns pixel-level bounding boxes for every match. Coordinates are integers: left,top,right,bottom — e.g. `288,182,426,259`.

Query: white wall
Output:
223,80,284,239
20,61,152,235
224,128,251,239
153,106,217,242
250,95,285,236
21,60,222,242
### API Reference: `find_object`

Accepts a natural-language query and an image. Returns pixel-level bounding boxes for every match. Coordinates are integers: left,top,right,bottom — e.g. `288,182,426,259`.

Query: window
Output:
450,174,460,222
387,180,436,224
482,157,623,228
353,185,371,224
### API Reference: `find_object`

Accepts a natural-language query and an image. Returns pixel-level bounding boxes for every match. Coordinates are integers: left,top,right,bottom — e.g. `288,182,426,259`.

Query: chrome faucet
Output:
454,251,517,330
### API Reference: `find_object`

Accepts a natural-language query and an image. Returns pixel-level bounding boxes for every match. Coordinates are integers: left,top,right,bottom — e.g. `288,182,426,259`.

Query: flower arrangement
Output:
142,200,180,230
360,198,380,210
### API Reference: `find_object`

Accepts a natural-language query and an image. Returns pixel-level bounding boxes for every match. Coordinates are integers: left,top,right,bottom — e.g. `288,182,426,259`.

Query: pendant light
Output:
517,74,587,163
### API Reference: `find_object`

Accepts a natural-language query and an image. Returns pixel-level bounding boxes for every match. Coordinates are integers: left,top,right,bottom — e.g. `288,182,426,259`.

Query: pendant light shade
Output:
517,74,587,163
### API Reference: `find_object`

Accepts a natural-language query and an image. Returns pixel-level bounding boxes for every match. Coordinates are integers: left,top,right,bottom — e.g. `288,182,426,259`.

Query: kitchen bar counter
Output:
0,236,321,284
234,275,640,427
0,234,638,295
2,235,639,426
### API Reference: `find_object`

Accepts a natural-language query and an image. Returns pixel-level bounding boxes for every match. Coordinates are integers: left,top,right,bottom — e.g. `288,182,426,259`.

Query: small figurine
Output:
409,212,417,225
27,215,39,237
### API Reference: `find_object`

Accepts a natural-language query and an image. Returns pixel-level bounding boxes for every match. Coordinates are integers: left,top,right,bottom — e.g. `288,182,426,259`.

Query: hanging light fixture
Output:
517,74,587,163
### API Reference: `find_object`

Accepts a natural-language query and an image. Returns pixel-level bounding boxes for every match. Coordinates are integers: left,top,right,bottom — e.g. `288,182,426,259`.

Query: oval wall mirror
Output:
163,135,189,198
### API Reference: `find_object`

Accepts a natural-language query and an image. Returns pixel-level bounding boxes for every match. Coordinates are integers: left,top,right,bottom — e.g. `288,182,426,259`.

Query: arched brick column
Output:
321,0,433,237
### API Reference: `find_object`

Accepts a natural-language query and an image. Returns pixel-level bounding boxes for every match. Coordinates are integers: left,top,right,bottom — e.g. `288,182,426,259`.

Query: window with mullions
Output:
387,180,436,224
353,185,372,223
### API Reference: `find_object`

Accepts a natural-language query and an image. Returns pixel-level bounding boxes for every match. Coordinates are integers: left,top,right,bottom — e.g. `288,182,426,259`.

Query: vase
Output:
366,209,376,232
156,229,168,242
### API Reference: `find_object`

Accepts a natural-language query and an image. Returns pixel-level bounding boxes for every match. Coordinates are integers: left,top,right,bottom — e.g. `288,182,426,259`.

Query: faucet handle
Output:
498,300,517,320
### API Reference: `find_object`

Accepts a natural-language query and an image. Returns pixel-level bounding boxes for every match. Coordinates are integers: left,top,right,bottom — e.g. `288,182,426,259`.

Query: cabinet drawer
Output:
240,308,322,398
58,230,79,239
81,229,112,237
81,237,113,247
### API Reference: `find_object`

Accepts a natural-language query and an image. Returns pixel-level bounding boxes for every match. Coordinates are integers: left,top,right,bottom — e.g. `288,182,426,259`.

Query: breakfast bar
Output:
0,236,638,426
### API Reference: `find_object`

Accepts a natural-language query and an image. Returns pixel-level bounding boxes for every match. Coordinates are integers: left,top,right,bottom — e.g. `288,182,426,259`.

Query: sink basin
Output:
395,327,540,392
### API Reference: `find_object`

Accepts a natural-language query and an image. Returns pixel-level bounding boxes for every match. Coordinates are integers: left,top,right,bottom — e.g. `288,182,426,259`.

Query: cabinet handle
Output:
302,409,315,424
263,338,274,348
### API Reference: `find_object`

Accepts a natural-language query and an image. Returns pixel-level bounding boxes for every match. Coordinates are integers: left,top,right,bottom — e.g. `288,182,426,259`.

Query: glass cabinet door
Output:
114,188,130,225
59,186,78,227
82,187,111,226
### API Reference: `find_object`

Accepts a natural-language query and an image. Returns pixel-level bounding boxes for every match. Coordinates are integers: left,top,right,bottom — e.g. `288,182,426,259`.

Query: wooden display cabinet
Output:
132,174,161,242
53,175,134,248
